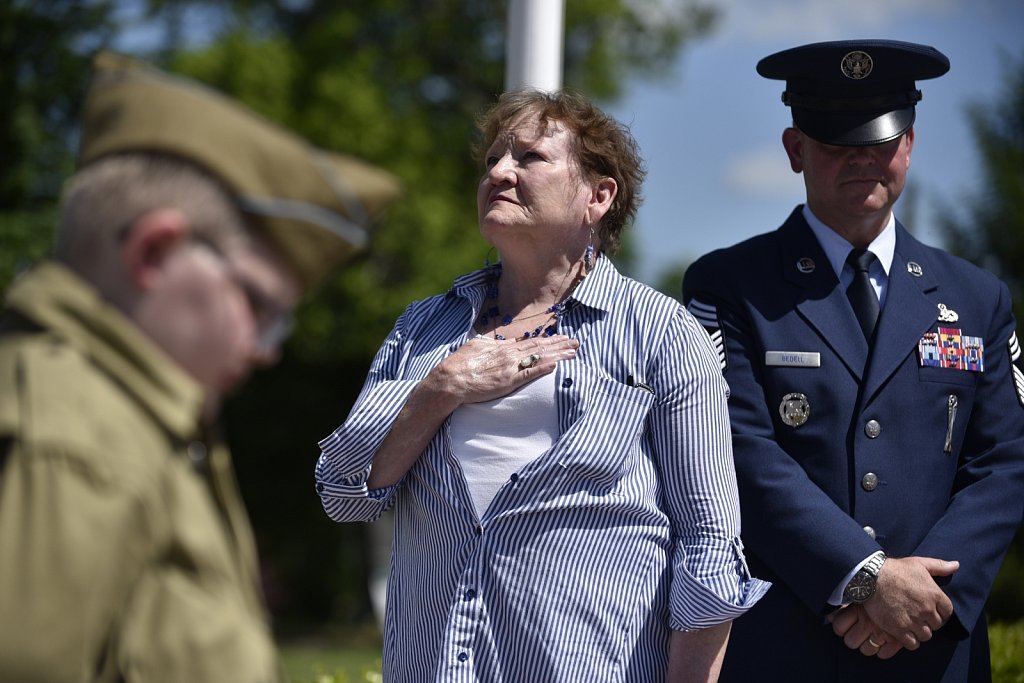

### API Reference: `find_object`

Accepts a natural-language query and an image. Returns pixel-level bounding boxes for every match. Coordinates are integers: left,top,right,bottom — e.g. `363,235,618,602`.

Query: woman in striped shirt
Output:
316,89,768,682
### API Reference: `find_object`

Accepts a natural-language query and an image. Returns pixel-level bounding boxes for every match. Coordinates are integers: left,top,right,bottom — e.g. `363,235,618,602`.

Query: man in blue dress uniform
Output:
683,40,1024,682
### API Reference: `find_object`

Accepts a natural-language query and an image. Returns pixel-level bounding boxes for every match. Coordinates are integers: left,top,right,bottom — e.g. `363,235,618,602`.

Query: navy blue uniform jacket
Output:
683,207,1024,682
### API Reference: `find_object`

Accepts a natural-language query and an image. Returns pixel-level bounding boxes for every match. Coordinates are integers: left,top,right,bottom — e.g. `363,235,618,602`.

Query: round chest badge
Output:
841,51,873,80
779,392,810,428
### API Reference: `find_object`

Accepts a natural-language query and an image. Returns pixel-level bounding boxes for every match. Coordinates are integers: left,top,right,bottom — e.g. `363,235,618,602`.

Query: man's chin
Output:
841,191,890,215
218,371,250,395
201,372,248,410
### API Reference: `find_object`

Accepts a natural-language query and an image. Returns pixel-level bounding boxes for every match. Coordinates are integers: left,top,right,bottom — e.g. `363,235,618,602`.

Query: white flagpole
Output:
505,0,565,92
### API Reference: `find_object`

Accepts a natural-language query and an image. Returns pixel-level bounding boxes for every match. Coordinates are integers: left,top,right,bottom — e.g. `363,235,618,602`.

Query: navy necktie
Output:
846,248,880,341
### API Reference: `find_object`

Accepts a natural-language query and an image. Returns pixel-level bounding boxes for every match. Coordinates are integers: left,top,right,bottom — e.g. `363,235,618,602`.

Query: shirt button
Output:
464,589,476,600
457,652,469,662
315,482,325,493
561,377,573,388
861,472,879,492
863,526,876,539
864,420,881,438
509,473,519,483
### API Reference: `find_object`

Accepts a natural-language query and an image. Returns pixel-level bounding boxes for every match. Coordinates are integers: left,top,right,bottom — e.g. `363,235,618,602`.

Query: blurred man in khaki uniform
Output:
0,52,398,682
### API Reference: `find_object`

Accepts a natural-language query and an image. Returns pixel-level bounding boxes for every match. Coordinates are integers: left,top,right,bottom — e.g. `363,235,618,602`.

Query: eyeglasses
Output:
191,235,294,353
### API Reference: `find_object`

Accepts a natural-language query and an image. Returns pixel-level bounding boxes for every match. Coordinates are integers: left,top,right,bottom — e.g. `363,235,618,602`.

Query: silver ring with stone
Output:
518,353,540,369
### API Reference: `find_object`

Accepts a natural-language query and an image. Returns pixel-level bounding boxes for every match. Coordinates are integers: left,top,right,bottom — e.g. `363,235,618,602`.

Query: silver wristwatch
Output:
843,551,886,604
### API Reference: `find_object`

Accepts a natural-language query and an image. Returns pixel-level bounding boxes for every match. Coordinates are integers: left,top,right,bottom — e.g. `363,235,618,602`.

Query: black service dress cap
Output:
757,39,950,146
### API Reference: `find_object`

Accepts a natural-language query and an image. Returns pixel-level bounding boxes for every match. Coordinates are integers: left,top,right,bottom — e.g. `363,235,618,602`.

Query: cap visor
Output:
793,106,915,146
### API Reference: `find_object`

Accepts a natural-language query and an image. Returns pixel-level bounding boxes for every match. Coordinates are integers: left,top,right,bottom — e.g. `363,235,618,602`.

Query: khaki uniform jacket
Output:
0,263,281,683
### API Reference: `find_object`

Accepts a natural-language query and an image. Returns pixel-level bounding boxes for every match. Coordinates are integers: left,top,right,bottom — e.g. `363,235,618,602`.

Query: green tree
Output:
160,0,715,365
0,0,117,284
940,49,1024,324
938,50,1024,624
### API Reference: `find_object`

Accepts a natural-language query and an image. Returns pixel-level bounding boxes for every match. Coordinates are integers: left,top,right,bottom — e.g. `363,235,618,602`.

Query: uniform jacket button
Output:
187,441,208,465
863,525,876,539
861,472,879,491
864,419,881,438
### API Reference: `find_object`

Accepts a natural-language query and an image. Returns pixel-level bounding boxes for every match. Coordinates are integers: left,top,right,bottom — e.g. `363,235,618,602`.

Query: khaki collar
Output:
5,261,205,441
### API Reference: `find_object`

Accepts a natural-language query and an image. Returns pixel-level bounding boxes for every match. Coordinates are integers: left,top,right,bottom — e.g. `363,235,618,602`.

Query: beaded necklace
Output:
477,263,584,340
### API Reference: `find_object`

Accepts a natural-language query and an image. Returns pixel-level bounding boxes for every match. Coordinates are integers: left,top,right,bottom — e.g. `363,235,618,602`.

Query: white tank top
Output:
449,371,558,518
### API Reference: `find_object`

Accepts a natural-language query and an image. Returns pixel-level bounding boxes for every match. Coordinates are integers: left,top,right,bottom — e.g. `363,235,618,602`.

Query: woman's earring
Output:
584,228,595,272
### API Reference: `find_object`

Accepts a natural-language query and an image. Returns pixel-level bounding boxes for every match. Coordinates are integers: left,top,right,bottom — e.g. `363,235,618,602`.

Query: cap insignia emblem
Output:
841,51,873,80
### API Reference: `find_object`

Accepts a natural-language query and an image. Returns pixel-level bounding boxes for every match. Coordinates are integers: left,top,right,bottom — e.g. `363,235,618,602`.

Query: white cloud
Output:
724,146,804,196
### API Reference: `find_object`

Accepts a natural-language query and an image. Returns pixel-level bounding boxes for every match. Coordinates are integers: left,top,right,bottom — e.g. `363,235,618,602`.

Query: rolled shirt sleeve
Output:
315,311,420,521
654,309,770,630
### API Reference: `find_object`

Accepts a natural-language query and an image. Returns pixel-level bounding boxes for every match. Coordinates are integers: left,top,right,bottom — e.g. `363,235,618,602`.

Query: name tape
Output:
766,351,821,368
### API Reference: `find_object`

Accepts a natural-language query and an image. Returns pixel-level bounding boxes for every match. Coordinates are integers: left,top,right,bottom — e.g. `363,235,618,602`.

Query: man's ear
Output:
120,208,191,289
782,127,804,173
903,126,915,168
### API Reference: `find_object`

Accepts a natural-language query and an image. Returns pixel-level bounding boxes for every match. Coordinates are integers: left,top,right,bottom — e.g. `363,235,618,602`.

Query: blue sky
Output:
604,0,1024,286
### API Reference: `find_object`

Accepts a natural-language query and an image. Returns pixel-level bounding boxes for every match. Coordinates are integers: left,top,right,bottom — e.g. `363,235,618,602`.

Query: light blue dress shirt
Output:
315,256,769,681
802,204,895,307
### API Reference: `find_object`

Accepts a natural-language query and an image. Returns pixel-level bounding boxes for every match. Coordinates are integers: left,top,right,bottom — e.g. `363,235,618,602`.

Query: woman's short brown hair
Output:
475,89,646,255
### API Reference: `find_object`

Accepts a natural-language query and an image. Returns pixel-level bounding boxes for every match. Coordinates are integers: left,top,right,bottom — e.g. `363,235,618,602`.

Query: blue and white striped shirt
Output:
316,256,769,681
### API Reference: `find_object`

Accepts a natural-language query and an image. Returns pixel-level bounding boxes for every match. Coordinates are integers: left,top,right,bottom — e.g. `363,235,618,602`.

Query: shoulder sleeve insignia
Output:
1009,332,1024,408
686,297,727,371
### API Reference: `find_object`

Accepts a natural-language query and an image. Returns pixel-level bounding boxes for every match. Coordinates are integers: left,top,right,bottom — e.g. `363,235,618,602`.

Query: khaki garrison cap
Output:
80,51,401,289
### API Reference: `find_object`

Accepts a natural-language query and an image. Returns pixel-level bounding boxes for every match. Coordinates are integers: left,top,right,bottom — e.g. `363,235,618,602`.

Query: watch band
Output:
862,551,886,577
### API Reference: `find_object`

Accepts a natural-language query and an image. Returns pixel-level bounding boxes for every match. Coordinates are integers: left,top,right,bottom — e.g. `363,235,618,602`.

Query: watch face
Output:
845,573,876,603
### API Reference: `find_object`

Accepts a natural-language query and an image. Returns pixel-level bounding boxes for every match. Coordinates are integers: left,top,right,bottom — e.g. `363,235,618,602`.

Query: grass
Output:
280,620,1024,682
280,643,381,682
991,621,1024,683
279,625,383,683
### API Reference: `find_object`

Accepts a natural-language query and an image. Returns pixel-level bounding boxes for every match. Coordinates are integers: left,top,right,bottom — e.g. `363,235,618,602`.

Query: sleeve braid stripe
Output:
1009,332,1024,408
687,297,727,371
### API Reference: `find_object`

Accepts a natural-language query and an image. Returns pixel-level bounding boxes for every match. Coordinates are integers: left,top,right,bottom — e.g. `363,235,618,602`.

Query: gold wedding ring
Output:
518,353,540,369
868,637,884,648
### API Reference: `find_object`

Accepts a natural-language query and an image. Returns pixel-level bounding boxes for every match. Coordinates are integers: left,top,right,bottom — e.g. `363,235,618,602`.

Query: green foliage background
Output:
937,49,1024,625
